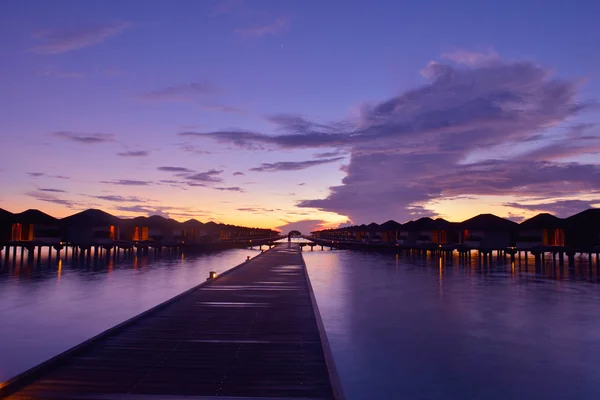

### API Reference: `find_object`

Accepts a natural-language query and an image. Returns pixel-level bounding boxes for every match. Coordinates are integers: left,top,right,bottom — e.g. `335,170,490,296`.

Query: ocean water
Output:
0,247,260,381
304,249,600,400
2,244,600,399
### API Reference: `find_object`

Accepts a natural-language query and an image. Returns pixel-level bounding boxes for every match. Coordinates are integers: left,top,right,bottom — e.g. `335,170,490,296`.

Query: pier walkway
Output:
1,244,343,400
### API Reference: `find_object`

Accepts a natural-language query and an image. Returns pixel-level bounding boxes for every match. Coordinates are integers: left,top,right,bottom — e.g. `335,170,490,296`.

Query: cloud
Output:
25,191,77,207
237,207,277,213
193,51,597,223
235,16,290,37
118,150,149,157
233,171,245,176
505,199,598,217
515,124,600,161
94,195,146,202
313,149,348,158
179,115,356,150
38,188,66,193
30,20,131,54
275,219,329,235
250,157,345,172
441,49,499,66
53,131,115,144
27,172,71,179
101,179,152,186
507,212,526,223
298,182,305,186
115,205,155,214
213,186,244,192
140,81,217,102
180,144,213,155
186,169,224,183
158,166,195,173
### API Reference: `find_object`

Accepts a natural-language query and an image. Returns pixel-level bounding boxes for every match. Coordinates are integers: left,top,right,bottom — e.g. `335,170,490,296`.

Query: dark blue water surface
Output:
0,248,260,382
304,249,600,400
2,244,600,399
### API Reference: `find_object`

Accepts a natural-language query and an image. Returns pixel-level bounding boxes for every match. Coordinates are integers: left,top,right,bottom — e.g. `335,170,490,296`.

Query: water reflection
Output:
305,249,600,400
0,247,260,381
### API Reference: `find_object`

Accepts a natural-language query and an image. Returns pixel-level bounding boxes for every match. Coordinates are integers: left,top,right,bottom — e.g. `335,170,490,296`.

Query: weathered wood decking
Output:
1,243,343,400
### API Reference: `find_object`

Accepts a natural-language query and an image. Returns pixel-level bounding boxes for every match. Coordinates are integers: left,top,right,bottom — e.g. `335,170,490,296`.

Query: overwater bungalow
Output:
182,219,206,243
366,222,382,243
122,216,183,244
459,214,517,249
380,220,402,244
11,209,61,244
517,213,565,249
399,217,457,246
0,208,15,245
61,209,121,245
565,209,600,251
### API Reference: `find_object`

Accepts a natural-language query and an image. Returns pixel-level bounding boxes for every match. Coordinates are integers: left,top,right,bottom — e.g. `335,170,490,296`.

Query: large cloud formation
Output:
185,53,600,222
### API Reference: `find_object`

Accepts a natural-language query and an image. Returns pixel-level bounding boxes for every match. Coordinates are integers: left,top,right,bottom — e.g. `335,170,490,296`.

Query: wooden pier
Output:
0,244,344,400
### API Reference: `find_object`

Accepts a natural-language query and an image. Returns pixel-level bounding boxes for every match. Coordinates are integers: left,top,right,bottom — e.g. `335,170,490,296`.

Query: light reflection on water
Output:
304,249,600,400
0,248,259,381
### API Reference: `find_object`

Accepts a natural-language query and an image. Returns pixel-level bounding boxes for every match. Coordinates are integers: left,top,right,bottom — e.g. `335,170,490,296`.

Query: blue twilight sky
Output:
1,0,600,232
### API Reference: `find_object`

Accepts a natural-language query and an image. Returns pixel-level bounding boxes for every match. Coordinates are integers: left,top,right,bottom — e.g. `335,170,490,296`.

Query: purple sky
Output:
1,0,599,232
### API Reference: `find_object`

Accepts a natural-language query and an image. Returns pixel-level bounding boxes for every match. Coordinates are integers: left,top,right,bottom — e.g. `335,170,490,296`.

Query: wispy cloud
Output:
117,150,149,157
53,131,115,144
250,157,345,172
25,191,78,207
237,206,278,213
186,169,224,183
94,195,146,202
30,20,132,54
235,16,290,37
313,149,348,159
101,179,153,186
233,171,245,176
180,143,213,155
158,166,195,173
505,199,598,217
27,172,70,179
38,188,67,193
213,186,244,192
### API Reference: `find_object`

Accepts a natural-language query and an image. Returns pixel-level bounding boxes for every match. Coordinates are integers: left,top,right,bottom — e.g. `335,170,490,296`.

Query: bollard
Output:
246,256,251,261
207,271,217,281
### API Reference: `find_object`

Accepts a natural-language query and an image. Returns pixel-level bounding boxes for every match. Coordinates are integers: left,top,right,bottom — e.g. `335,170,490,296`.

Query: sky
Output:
1,0,600,233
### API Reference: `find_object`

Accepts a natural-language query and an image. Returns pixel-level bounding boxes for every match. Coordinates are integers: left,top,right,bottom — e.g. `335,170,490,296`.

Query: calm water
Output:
0,248,260,381
304,250,600,400
2,245,600,399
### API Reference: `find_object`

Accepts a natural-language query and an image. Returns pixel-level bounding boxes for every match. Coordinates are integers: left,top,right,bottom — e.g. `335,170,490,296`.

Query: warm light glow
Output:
57,259,62,280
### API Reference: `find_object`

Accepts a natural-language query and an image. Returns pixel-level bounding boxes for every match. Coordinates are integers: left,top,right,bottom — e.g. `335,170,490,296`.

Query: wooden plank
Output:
1,244,341,400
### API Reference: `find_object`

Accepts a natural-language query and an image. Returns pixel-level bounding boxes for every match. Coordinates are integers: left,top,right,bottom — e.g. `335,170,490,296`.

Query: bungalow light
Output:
208,271,217,280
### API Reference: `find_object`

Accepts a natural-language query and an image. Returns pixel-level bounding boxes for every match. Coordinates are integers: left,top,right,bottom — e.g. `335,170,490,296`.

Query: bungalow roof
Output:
15,209,58,225
460,213,518,230
519,213,565,230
